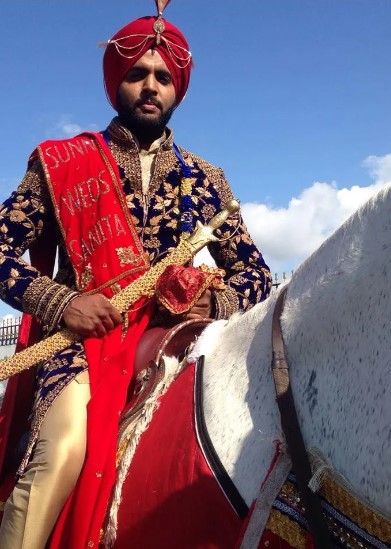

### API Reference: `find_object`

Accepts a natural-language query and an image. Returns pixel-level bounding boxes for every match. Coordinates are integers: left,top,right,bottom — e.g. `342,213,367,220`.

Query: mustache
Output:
135,96,163,110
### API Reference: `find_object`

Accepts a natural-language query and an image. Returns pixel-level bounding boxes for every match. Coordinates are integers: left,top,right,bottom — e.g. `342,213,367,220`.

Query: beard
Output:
117,94,175,144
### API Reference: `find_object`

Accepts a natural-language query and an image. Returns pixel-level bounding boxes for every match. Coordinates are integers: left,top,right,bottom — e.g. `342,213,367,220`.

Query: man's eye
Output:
126,71,143,82
159,75,172,84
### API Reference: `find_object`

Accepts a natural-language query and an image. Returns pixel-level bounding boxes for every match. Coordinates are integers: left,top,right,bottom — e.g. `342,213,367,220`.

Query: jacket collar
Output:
106,117,174,152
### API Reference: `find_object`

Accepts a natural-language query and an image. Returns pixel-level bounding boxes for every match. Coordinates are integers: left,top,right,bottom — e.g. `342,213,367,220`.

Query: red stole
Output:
36,132,149,293
51,308,154,549
0,132,154,548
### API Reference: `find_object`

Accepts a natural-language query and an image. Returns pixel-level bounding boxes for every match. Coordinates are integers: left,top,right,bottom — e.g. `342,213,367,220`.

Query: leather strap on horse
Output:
271,286,332,549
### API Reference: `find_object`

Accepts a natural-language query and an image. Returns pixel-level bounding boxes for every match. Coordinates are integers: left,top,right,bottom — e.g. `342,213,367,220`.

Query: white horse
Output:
107,184,391,548
190,183,391,512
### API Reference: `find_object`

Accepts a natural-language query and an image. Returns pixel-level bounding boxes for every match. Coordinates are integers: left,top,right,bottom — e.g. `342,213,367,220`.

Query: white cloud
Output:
196,153,391,277
242,154,390,276
363,153,391,184
48,115,99,138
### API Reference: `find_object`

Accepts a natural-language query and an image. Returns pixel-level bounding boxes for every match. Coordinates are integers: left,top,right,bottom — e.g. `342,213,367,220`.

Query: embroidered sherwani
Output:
0,117,272,473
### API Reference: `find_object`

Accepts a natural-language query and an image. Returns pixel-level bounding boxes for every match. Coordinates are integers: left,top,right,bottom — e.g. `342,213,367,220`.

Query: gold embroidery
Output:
107,117,176,199
116,245,144,267
17,161,50,200
43,139,97,171
42,373,64,387
321,475,391,541
198,264,226,290
54,292,79,329
0,187,48,250
9,210,26,222
0,224,13,247
109,133,142,192
69,211,129,268
267,509,307,549
183,152,234,208
22,275,79,332
201,203,216,219
232,260,246,271
42,286,79,333
143,236,160,249
266,474,391,548
214,285,239,319
114,213,126,236
229,274,247,286
79,264,94,290
60,169,110,216
23,276,56,315
110,282,122,295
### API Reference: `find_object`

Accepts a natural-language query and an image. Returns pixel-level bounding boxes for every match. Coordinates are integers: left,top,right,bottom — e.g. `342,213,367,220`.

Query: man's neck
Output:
118,119,166,151
137,137,160,151
135,131,166,152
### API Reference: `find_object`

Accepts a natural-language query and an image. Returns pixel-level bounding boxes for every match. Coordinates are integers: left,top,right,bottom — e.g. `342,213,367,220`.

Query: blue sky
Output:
1,0,391,316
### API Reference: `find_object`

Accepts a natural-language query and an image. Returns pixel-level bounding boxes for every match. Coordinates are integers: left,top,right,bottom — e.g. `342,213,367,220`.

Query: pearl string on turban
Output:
102,8,192,110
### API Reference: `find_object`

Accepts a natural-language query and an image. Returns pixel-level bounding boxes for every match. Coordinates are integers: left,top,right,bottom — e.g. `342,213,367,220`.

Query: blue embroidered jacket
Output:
0,118,272,326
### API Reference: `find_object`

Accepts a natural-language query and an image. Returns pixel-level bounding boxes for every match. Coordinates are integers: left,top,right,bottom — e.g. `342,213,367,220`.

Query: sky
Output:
0,0,391,317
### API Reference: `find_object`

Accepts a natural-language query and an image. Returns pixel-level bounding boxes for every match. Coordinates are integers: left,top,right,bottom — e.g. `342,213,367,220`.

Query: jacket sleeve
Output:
0,161,78,331
206,170,272,319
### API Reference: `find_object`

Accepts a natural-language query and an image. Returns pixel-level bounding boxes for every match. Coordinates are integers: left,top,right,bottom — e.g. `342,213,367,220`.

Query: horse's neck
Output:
201,185,391,514
282,204,391,513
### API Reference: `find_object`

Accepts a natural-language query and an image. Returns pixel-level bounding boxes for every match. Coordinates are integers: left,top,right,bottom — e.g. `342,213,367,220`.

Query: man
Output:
0,6,272,549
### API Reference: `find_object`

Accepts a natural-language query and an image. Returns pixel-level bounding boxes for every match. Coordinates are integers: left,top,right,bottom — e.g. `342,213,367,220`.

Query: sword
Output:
0,200,240,381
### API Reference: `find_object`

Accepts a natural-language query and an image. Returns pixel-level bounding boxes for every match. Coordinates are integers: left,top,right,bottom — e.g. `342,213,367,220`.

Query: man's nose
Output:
142,73,158,93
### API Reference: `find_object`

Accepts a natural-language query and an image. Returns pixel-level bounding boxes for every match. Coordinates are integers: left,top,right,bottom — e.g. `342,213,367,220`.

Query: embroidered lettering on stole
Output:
36,133,149,293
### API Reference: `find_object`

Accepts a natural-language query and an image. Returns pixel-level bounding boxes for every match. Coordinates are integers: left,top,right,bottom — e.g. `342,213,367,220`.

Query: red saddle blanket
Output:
106,357,391,549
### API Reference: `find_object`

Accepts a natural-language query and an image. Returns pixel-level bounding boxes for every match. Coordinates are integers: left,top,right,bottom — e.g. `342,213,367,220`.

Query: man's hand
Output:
62,294,123,338
185,289,213,320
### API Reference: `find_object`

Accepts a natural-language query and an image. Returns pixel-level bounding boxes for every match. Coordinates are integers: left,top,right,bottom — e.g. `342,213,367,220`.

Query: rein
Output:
272,286,332,549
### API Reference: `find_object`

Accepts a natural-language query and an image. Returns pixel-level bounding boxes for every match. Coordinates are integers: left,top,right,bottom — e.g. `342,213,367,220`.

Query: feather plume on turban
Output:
102,16,192,110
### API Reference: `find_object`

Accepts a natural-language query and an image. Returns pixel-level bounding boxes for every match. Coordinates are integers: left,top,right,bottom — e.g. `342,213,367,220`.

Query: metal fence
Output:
272,271,293,289
0,316,22,346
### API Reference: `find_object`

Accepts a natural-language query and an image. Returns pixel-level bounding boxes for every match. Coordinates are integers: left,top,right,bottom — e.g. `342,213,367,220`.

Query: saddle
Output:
122,318,212,424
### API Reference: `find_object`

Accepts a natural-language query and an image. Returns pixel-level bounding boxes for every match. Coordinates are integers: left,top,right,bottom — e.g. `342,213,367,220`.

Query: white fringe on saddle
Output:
307,447,333,492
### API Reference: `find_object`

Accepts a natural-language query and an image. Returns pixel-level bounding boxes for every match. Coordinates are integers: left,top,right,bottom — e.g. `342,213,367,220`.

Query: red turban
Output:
103,16,192,110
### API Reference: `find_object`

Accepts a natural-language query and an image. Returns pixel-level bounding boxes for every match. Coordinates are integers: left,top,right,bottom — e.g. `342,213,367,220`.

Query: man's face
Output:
117,50,176,139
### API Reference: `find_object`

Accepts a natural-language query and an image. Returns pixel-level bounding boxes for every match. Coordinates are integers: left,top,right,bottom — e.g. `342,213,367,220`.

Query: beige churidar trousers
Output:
0,371,90,549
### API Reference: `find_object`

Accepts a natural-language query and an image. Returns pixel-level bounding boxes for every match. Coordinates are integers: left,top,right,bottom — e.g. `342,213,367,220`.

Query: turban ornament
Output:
153,0,171,44
101,0,192,109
